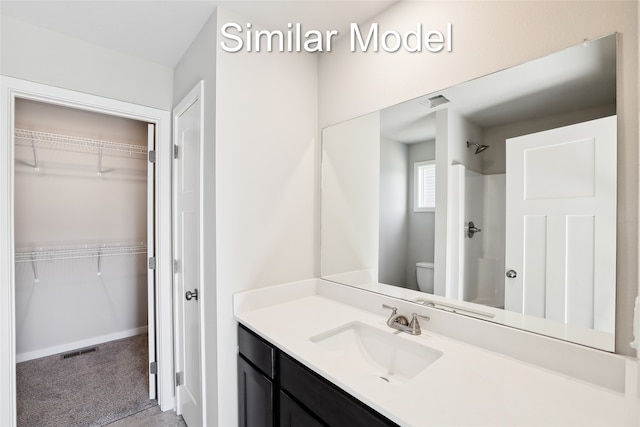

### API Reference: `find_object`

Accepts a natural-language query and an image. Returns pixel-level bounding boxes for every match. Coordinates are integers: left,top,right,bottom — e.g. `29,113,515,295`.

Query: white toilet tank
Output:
416,262,434,293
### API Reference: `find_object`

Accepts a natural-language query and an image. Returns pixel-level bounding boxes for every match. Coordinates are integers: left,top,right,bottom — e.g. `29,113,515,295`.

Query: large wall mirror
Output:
321,33,617,351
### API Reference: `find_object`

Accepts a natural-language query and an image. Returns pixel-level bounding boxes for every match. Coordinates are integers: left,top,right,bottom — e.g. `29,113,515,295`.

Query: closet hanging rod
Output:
14,129,148,157
15,243,147,263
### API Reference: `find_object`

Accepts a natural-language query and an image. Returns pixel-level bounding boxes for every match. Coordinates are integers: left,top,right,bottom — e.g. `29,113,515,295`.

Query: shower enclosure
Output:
449,164,505,308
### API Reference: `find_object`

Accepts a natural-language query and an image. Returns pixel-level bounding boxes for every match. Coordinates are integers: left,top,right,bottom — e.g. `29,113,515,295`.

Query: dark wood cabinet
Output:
279,391,325,427
238,355,274,427
279,353,397,427
238,324,277,427
237,324,399,427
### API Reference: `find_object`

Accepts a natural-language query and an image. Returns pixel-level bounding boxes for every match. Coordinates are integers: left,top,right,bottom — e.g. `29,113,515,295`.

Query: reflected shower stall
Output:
449,164,505,308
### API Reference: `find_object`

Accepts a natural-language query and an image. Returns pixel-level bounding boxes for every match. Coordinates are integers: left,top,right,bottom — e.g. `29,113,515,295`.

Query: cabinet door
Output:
238,355,273,427
279,391,324,427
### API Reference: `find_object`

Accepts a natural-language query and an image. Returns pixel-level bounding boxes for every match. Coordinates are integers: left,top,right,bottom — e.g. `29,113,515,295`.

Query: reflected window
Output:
414,160,436,212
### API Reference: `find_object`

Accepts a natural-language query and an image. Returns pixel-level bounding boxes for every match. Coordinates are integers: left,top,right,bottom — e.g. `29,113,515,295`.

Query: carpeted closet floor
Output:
16,334,157,427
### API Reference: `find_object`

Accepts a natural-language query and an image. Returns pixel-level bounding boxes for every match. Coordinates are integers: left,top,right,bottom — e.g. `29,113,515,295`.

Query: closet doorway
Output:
1,76,174,427
12,98,157,425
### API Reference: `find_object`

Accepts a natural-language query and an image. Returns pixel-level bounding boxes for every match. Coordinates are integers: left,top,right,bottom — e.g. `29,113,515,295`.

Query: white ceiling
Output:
3,0,615,140
0,0,397,67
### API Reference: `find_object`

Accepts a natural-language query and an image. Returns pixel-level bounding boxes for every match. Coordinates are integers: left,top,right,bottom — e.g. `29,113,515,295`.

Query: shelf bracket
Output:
30,255,39,283
31,137,40,171
96,248,102,276
97,146,104,176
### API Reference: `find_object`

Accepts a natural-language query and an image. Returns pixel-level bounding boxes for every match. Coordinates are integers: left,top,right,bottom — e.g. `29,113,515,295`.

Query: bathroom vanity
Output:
238,323,398,426
235,279,639,426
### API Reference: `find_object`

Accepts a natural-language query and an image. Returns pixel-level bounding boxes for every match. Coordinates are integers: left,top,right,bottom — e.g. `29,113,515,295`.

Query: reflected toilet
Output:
416,262,434,294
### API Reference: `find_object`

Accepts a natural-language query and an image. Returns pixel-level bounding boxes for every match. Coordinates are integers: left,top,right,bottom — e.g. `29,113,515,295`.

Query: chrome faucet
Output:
382,304,429,335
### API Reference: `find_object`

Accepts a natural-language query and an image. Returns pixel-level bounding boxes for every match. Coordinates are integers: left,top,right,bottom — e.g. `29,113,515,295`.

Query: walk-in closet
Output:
13,99,155,426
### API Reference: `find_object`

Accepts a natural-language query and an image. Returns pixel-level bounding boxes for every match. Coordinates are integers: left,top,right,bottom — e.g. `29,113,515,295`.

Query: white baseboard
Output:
16,326,148,363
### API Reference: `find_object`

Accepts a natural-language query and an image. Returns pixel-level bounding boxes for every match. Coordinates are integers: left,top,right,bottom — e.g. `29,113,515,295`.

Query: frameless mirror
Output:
321,33,617,351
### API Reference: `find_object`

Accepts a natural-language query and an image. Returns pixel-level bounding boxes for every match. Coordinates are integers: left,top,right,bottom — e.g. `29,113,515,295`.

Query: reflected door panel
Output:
504,116,616,336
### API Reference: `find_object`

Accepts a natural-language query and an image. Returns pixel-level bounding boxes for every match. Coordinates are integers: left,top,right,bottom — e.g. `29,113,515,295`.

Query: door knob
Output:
506,270,517,279
467,221,482,238
185,289,198,301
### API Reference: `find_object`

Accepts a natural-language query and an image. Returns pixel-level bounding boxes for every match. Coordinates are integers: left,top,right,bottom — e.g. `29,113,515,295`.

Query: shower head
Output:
466,141,490,154
475,144,490,154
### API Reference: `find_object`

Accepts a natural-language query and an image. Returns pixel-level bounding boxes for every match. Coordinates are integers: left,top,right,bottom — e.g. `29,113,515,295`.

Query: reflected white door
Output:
147,123,157,400
173,82,204,427
504,116,616,333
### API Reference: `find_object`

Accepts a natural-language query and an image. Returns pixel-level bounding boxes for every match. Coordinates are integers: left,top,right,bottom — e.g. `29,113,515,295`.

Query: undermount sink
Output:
310,321,442,383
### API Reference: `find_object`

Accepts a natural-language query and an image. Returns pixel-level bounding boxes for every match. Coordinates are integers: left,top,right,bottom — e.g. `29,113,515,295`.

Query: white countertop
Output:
234,281,639,426
322,270,615,351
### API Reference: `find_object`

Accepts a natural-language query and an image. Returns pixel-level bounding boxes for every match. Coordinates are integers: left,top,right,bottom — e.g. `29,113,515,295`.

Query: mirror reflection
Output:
321,33,617,351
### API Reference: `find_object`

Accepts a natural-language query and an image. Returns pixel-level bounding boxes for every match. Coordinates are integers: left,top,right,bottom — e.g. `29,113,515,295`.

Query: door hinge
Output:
149,361,157,375
148,150,157,163
173,145,179,159
176,371,184,386
148,256,156,270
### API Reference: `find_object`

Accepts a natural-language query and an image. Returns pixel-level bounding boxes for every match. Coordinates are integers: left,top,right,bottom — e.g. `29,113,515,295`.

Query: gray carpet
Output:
17,334,157,427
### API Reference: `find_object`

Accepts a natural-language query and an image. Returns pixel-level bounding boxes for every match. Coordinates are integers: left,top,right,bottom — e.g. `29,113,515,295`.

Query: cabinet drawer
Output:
238,324,276,379
279,353,399,427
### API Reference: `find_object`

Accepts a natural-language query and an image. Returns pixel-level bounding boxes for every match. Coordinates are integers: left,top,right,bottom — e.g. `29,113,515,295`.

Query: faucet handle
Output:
409,313,422,335
382,304,400,327
382,304,397,315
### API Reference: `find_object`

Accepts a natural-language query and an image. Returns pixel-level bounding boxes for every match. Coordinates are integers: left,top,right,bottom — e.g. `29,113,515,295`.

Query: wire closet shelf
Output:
14,128,148,158
15,242,148,263
16,243,148,282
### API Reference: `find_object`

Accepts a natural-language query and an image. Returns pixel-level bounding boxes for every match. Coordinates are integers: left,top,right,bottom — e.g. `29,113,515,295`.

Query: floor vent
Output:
61,346,98,359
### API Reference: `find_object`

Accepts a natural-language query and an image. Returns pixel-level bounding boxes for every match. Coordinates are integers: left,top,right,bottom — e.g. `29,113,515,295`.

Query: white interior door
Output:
504,116,616,333
173,82,204,427
147,123,157,400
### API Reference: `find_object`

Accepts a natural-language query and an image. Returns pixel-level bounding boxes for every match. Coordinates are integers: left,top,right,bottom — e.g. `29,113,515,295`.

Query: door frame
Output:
0,76,174,426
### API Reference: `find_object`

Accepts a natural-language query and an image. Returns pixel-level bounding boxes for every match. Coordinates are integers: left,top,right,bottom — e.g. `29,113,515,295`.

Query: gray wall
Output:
378,137,408,286
406,141,436,290
378,139,436,291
